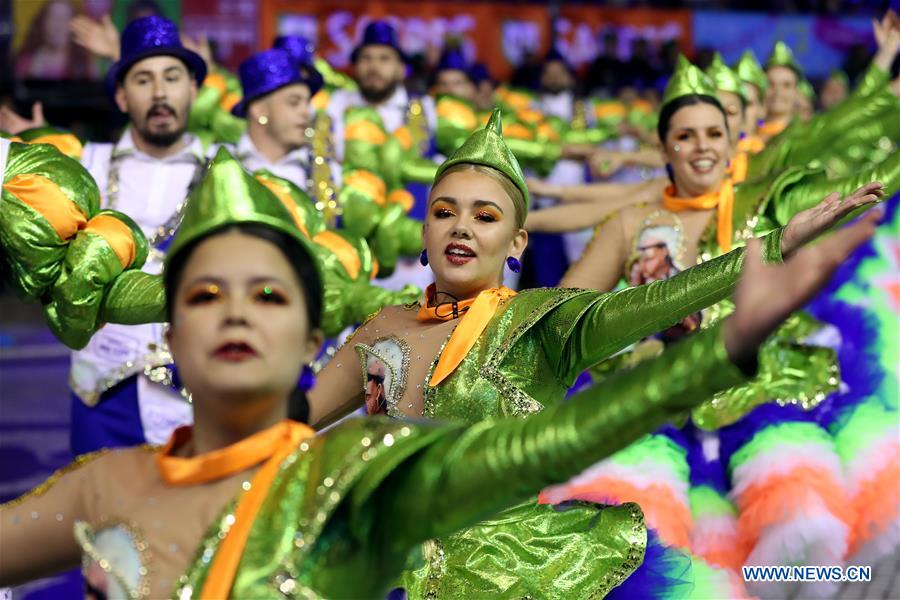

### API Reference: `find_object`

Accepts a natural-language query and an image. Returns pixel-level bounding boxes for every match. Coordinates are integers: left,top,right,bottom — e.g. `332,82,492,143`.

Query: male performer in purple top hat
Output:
230,48,332,190
68,16,211,455
326,20,437,160
433,47,477,103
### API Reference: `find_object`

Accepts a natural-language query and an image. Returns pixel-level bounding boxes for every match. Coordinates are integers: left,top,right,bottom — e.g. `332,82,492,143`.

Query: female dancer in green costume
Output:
306,104,883,597
0,144,876,598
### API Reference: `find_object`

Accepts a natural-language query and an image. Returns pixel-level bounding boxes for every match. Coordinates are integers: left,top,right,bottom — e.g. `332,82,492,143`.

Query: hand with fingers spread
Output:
0,102,46,135
69,14,120,61
873,10,900,71
724,208,881,366
780,181,885,257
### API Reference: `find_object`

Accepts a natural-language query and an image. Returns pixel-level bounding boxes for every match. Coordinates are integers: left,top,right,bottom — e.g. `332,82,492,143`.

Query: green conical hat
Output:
797,77,815,101
165,147,323,292
706,52,748,103
662,55,718,108
734,49,768,95
766,41,803,76
434,107,529,215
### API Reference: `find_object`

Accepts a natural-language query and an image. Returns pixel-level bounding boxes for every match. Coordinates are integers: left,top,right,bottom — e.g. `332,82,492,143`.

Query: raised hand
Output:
70,14,120,61
0,102,46,135
725,208,880,365
181,32,214,69
873,10,900,71
781,181,884,257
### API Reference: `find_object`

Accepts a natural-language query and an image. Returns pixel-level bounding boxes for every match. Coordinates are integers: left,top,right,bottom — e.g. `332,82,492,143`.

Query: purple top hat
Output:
232,49,324,118
104,16,207,102
273,34,316,68
468,62,493,85
436,48,470,75
351,20,407,64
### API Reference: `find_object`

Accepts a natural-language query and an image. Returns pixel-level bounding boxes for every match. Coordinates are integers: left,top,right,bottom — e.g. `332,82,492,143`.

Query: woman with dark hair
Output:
524,58,897,592
304,103,883,596
0,146,874,598
15,0,97,80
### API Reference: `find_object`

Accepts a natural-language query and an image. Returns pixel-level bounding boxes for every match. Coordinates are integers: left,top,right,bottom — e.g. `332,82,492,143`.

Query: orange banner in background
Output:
259,2,693,82
260,1,550,82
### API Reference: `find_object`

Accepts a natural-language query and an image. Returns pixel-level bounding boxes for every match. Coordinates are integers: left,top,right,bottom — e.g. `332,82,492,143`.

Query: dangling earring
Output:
419,249,429,266
726,159,731,169
257,115,269,125
673,144,681,152
665,163,675,183
506,256,521,274
299,365,316,392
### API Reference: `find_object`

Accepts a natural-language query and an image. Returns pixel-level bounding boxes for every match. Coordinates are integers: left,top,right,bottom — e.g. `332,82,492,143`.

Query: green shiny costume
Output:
156,145,753,598
366,109,783,597
175,324,747,599
0,139,155,349
750,61,898,181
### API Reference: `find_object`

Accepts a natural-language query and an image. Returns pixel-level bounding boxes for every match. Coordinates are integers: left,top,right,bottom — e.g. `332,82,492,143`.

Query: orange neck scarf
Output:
417,283,517,386
662,178,735,253
727,151,750,185
157,419,314,598
757,119,788,139
737,134,766,155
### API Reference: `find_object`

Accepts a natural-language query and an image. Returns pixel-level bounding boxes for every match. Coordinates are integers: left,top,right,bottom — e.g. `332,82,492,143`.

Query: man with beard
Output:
535,47,578,121
326,20,436,160
67,16,209,454
231,47,328,189
433,47,477,103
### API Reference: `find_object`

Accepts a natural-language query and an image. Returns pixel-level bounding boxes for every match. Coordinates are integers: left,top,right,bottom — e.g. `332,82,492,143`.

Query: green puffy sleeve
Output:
769,150,900,226
851,63,891,100
363,321,750,550
789,86,899,169
544,229,783,383
98,270,166,325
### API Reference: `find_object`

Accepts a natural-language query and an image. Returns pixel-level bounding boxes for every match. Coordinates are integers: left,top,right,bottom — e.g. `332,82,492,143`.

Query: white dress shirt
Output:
71,130,206,442
235,133,311,189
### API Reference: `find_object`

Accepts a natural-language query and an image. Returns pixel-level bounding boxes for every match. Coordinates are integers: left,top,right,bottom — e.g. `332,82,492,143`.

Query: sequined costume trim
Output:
0,446,157,509
74,518,154,599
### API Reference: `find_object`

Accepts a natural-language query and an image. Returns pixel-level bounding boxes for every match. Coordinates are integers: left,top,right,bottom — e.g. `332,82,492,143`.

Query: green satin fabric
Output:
99,270,166,325
748,65,898,181
398,501,645,599
1,142,99,301
177,325,747,598
693,305,838,429
679,163,893,428
399,240,776,597
210,109,246,145
42,209,148,349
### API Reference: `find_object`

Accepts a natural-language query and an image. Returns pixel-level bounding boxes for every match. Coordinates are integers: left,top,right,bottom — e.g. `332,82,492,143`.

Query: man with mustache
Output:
66,16,210,454
326,20,436,160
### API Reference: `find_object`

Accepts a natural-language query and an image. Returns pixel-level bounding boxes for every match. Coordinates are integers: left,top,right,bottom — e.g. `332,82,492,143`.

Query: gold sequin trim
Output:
482,289,587,417
354,334,411,417
74,518,154,599
0,445,157,509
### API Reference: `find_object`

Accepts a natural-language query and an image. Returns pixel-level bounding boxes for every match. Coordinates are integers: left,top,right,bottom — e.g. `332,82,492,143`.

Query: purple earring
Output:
726,159,731,169
419,249,429,266
506,256,521,273
299,365,316,392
